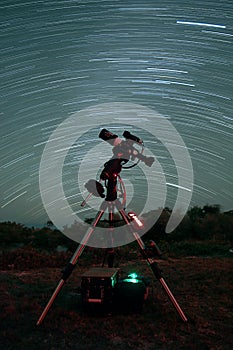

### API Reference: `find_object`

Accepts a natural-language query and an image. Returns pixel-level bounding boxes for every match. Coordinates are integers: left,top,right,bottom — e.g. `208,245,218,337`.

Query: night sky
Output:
0,0,232,228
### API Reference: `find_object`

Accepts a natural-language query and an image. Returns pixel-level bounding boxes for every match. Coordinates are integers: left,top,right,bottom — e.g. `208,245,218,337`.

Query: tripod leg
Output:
102,202,115,268
118,208,188,322
36,208,105,325
107,204,115,267
134,232,187,322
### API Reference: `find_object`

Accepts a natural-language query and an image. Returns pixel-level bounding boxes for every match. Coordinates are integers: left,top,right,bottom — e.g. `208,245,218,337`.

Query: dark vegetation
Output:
1,204,232,268
0,205,232,349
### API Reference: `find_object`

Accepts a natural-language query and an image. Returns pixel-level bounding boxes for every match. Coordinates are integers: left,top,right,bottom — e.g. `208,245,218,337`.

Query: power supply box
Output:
81,267,119,307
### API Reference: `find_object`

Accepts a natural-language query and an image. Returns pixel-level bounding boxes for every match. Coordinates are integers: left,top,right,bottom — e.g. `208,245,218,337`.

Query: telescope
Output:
99,128,154,168
99,129,143,145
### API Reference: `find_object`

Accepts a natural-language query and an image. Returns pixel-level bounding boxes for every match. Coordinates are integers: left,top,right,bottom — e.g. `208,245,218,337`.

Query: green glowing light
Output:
123,278,140,284
124,273,140,283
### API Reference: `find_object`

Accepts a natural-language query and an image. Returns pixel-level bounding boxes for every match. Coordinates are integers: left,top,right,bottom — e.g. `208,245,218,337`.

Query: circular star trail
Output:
0,0,232,227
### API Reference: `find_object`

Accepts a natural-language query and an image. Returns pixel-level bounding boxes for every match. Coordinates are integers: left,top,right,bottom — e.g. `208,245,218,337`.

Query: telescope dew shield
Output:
99,129,119,146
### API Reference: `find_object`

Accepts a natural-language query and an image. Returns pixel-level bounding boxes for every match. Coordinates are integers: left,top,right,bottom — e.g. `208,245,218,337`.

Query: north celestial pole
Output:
0,0,232,227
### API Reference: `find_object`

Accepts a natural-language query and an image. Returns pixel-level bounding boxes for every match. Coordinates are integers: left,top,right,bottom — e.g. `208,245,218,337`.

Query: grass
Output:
1,250,232,350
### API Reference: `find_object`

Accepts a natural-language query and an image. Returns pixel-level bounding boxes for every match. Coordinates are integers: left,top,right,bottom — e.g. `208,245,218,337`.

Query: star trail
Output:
0,0,232,227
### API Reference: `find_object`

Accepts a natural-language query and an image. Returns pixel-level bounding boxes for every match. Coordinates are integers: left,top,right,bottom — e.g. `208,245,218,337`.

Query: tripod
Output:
37,129,188,325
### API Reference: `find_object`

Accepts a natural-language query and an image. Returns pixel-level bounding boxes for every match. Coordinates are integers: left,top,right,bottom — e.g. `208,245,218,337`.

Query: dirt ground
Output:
0,257,232,350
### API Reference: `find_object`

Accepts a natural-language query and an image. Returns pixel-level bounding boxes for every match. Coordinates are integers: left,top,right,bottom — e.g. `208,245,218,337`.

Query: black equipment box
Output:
81,268,119,307
115,278,147,312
